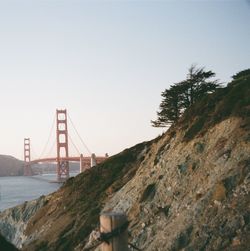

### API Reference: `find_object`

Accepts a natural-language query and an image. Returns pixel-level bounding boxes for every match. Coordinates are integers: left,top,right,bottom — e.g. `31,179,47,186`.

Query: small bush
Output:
140,183,156,202
184,116,206,141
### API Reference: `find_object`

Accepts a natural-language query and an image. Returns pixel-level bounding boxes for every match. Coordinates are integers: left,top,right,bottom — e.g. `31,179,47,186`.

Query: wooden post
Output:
80,154,84,173
91,153,97,167
100,212,128,251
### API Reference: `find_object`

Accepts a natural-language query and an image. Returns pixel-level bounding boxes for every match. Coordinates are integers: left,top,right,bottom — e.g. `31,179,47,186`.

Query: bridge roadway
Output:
30,156,107,165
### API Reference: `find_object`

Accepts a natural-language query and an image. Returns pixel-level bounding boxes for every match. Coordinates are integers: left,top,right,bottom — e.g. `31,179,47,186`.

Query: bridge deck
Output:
30,156,107,165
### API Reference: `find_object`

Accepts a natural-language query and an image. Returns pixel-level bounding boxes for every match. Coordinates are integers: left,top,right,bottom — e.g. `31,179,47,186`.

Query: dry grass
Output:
212,183,226,201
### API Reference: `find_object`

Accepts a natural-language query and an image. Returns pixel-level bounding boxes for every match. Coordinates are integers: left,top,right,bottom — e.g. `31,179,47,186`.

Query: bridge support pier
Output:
24,138,32,176
56,109,69,182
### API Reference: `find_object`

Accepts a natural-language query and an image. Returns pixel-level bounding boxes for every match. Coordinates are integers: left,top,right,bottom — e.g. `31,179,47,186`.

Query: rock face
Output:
0,195,48,248
0,77,249,251
104,117,250,251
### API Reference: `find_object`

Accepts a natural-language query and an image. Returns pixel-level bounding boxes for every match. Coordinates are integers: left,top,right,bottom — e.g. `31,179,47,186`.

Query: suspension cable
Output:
68,134,81,156
30,143,39,160
47,139,56,158
68,113,92,154
39,114,56,159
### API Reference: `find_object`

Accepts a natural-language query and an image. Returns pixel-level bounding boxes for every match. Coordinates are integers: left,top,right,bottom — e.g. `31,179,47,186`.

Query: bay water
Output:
0,174,66,212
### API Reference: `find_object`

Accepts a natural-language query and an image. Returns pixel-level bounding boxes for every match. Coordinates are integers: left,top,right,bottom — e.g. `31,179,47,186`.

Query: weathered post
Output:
91,153,97,167
100,212,128,251
80,154,84,173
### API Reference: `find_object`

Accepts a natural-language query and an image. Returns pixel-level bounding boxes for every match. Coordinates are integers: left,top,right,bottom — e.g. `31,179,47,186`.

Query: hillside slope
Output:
0,140,153,250
0,155,23,176
0,74,249,251
104,117,250,250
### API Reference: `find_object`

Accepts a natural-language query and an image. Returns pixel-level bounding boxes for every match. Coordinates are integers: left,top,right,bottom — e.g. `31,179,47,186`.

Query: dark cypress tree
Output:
180,65,219,109
151,84,183,127
152,65,221,128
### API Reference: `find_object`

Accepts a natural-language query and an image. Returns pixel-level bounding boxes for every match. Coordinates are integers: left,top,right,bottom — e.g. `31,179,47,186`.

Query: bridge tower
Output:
24,138,32,176
56,109,69,181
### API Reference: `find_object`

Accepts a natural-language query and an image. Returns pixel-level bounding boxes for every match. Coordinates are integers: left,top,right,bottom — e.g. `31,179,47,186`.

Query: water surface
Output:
0,174,62,212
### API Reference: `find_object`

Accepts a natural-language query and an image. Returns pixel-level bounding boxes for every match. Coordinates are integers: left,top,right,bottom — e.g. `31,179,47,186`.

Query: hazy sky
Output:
0,0,249,160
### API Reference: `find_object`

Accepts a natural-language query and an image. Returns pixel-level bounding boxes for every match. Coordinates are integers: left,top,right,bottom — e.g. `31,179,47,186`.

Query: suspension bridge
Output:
23,109,108,182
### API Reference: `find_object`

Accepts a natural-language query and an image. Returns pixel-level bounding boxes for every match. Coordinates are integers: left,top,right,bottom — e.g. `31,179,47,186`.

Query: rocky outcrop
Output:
0,195,48,248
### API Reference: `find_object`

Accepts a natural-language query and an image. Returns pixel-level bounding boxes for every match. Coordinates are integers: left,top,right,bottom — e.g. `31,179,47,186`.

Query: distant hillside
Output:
0,71,249,251
0,155,23,176
0,155,80,177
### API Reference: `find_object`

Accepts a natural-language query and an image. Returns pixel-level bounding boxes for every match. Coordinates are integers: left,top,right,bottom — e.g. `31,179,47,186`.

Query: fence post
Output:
100,212,128,251
91,153,97,167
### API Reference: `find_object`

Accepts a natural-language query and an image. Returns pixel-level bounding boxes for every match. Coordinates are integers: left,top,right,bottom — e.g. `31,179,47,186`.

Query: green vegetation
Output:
140,183,156,202
0,234,19,251
152,66,250,140
151,65,220,127
231,68,250,81
182,69,250,141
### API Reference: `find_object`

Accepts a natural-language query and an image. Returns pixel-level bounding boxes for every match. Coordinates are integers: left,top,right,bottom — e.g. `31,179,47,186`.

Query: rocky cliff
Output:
0,195,48,249
103,116,250,251
0,74,249,251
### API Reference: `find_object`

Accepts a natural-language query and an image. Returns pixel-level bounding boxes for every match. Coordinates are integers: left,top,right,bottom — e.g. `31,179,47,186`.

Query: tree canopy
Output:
232,69,250,80
151,65,221,127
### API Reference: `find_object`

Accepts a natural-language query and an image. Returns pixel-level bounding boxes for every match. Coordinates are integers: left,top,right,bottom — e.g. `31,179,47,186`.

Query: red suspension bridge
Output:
23,109,108,182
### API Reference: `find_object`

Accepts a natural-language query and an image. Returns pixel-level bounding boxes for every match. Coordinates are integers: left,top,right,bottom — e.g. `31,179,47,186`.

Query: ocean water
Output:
0,174,64,212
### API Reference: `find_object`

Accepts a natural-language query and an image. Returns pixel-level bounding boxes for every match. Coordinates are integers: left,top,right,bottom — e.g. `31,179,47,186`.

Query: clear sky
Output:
0,0,249,160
